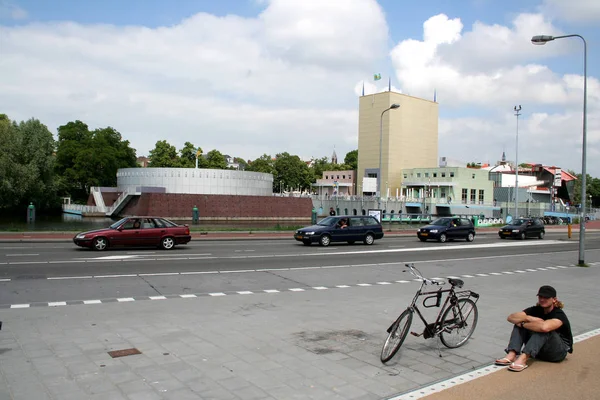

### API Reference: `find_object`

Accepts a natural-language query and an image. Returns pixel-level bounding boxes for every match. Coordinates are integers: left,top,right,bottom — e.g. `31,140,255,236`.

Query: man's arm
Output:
507,311,543,325
523,318,563,333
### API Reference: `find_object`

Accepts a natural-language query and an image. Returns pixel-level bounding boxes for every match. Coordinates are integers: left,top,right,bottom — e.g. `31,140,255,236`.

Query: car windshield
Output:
430,218,451,227
317,217,337,226
512,219,528,226
109,217,128,229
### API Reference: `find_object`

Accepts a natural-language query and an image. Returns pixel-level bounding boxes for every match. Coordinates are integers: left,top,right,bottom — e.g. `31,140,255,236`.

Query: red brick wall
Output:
120,193,313,221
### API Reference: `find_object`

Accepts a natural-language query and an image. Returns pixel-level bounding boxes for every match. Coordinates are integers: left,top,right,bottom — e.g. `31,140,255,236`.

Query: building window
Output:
343,175,346,179
425,172,429,177
479,190,484,204
325,175,328,179
403,174,407,179
470,189,476,204
462,189,468,203
441,187,446,198
417,173,421,178
433,173,437,178
472,173,475,179
442,172,446,177
450,172,455,177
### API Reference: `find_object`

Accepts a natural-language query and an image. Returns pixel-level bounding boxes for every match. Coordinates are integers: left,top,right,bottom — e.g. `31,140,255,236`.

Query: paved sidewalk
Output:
1,256,599,400
418,333,600,400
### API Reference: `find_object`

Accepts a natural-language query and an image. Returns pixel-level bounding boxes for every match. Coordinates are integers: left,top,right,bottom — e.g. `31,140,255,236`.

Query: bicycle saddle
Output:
448,278,464,288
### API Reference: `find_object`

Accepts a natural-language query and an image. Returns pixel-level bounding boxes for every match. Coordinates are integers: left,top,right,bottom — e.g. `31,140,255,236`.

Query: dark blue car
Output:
417,217,475,243
294,215,384,246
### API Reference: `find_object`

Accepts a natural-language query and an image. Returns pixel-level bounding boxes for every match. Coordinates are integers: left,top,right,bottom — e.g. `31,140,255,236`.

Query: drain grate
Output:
107,348,142,358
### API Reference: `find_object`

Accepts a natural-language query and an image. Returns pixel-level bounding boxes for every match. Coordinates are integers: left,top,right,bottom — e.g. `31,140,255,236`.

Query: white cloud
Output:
0,0,387,161
394,12,599,175
541,0,600,23
0,1,27,20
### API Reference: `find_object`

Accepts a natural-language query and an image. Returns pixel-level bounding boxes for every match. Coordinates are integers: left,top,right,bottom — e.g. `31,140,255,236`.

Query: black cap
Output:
537,285,557,298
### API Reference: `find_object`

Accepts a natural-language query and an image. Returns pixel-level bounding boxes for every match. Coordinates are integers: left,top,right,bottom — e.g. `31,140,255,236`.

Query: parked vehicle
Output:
417,217,475,243
498,217,545,240
294,215,384,246
73,216,191,250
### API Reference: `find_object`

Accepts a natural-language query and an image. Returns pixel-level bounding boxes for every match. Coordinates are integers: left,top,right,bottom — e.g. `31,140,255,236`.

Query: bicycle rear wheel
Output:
439,298,478,348
381,309,413,363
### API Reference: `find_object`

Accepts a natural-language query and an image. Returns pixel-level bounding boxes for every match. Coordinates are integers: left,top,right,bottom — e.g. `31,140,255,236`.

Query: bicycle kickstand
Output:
435,336,443,358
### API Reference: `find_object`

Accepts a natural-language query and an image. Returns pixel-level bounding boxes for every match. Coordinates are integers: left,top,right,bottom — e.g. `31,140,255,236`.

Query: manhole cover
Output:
107,348,142,358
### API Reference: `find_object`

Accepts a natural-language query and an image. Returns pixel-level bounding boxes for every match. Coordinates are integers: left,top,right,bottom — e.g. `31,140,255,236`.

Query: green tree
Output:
0,115,58,210
148,140,178,168
205,149,227,169
247,154,275,174
233,157,249,170
55,121,137,201
273,152,312,193
344,149,358,170
179,142,204,168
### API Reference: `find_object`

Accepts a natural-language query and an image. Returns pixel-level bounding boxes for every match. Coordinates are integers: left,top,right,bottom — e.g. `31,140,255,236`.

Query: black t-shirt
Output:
524,305,573,353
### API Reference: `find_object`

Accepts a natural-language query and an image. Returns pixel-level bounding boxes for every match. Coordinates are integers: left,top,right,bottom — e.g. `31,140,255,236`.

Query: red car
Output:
73,216,191,251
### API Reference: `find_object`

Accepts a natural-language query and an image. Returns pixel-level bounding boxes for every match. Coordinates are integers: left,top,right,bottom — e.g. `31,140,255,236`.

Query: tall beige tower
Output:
357,91,438,197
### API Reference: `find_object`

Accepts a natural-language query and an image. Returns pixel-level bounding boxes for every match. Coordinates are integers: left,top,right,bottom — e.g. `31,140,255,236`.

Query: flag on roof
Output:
374,73,381,81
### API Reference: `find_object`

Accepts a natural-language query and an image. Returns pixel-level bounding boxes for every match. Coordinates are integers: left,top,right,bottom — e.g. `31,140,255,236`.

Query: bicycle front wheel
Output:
381,309,413,363
439,298,478,349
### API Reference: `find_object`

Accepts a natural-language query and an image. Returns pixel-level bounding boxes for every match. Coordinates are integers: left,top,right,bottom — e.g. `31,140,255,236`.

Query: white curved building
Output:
116,168,273,196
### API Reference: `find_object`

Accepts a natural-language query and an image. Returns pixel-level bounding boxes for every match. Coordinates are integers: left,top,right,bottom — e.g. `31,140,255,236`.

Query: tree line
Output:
0,114,357,211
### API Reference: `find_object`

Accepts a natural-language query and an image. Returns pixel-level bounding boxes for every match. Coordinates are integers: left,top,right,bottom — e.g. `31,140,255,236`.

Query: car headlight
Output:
512,229,520,233
76,233,86,239
304,231,315,236
429,229,438,233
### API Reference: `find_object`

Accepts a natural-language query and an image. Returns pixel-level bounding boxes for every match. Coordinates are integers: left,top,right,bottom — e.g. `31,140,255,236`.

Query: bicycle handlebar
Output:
404,263,446,286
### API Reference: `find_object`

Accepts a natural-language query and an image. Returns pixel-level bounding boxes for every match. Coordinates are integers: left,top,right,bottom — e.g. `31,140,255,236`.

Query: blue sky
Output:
1,0,598,175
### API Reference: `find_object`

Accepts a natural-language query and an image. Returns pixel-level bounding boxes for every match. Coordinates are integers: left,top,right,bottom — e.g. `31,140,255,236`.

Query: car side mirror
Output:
117,226,123,231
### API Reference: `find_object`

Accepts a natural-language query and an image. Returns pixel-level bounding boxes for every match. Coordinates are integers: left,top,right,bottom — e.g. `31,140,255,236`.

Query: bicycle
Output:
380,263,480,363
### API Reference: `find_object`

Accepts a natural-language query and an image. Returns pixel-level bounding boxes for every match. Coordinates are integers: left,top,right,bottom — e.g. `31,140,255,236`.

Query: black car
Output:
499,217,545,240
417,217,476,243
294,215,384,246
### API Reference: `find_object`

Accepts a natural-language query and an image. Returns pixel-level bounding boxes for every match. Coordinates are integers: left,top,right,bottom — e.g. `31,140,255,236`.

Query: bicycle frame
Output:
388,264,478,339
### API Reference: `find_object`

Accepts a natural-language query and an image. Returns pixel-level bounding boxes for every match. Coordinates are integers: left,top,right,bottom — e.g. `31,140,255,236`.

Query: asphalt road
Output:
0,232,598,307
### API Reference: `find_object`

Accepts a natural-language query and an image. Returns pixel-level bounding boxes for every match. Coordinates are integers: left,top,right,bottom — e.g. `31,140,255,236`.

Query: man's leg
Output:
496,325,530,364
534,331,568,362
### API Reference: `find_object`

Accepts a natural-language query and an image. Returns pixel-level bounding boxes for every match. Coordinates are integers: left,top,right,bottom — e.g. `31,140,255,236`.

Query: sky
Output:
0,0,598,176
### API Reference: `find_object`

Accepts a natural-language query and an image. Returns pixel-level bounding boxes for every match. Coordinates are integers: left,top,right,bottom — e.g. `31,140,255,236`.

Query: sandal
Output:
494,358,513,366
508,363,528,372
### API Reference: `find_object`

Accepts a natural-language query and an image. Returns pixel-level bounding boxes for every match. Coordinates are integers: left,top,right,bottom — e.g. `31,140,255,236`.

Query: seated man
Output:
495,285,573,372
338,218,348,229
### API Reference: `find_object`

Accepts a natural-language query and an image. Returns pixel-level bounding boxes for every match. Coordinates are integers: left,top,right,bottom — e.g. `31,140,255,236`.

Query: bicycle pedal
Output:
410,331,422,337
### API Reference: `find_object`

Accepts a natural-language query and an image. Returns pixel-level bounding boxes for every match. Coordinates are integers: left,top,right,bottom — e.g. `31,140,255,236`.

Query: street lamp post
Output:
532,34,587,265
514,105,521,219
378,104,400,209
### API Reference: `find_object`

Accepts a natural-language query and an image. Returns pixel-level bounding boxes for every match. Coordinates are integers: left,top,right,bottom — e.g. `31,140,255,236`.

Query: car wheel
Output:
319,235,331,247
302,240,311,246
466,232,475,242
419,237,427,242
439,233,447,243
364,233,375,245
92,237,108,251
520,232,526,240
161,237,175,250
539,231,545,239
347,241,355,245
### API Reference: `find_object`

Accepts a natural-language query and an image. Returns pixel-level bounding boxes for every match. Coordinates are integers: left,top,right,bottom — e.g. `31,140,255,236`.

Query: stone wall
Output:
119,193,313,222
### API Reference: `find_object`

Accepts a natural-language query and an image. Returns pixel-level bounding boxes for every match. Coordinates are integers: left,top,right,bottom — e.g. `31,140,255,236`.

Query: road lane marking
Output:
0,240,574,266
0,279,11,282
0,261,586,310
47,276,92,280
6,254,39,257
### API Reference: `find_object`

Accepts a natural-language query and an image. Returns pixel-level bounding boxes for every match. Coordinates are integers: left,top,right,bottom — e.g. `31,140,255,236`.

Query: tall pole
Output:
514,105,521,219
378,104,400,209
531,34,587,265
